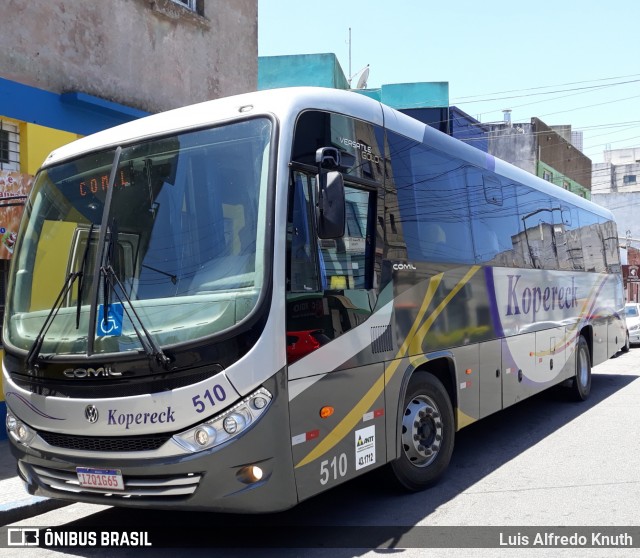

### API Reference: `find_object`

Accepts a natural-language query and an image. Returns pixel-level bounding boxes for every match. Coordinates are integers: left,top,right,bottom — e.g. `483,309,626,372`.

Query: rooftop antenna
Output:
347,27,370,89
348,27,352,86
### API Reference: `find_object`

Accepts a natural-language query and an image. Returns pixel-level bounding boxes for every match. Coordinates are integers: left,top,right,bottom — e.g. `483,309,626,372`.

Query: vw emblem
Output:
85,405,99,424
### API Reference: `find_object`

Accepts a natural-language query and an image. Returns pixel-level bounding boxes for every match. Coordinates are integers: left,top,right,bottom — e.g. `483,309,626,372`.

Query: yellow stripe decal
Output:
295,266,480,469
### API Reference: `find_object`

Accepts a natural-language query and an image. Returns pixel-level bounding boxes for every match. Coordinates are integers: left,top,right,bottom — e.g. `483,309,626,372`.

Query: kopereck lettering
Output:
506,275,578,318
107,407,175,429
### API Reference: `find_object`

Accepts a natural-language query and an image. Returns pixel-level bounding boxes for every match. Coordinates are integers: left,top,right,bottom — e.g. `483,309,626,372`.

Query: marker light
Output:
195,427,215,446
223,416,238,434
320,406,334,419
173,387,272,453
17,425,28,441
6,411,35,446
6,414,16,432
252,396,267,410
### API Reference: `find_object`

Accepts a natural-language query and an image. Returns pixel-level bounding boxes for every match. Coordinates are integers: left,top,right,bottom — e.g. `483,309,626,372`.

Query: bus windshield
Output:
5,117,272,356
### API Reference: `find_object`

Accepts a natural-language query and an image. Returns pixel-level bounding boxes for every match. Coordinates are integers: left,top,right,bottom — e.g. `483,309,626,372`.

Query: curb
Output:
0,497,70,527
0,439,72,526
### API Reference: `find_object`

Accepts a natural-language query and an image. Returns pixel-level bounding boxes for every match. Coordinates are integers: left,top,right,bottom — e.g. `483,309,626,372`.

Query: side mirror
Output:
316,170,345,239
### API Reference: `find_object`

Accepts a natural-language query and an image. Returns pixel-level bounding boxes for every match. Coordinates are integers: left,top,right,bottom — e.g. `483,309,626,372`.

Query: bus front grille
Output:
31,465,202,499
38,430,170,452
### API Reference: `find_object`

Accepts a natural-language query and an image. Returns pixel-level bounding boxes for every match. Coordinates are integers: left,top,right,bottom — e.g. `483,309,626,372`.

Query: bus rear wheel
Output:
569,335,591,401
390,372,454,491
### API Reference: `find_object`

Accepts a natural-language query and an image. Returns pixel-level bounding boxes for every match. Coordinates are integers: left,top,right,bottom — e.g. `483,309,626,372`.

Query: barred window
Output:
169,0,203,14
172,0,194,9
0,121,19,171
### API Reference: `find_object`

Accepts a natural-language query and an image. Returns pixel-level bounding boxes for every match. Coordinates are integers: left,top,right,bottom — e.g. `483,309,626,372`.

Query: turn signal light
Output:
320,406,334,419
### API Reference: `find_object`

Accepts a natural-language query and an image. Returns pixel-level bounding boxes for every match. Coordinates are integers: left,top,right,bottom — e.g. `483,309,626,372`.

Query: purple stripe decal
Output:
484,153,496,172
484,267,504,337
6,392,66,421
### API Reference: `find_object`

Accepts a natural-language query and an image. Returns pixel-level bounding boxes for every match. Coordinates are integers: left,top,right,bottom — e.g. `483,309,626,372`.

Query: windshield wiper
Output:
76,223,95,329
101,258,172,369
90,147,171,369
141,264,177,285
87,147,121,355
25,268,85,372
25,223,97,370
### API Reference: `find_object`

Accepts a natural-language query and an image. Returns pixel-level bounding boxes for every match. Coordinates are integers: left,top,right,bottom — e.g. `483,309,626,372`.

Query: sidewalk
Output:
0,439,69,526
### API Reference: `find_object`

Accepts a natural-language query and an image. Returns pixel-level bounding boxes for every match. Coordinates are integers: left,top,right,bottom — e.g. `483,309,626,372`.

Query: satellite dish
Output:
355,65,370,89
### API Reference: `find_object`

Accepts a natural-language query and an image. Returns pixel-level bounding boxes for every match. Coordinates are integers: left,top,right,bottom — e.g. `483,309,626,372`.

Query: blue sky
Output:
258,0,640,163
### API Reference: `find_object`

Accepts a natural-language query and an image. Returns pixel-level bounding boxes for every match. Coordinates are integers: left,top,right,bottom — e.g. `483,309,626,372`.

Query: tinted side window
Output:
292,110,386,183
578,210,606,273
515,186,557,269
467,169,522,266
554,206,584,271
601,217,620,274
388,132,474,264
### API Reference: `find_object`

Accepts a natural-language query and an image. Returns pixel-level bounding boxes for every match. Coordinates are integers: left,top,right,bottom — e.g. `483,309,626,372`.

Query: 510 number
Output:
192,384,227,413
320,453,347,485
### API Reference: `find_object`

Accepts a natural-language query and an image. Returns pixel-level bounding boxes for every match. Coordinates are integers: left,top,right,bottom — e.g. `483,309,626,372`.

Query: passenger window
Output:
467,169,521,266
577,210,606,273
516,186,557,269
387,132,475,264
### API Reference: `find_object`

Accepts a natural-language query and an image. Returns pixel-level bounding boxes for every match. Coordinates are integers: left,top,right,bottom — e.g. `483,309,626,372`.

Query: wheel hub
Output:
401,394,443,467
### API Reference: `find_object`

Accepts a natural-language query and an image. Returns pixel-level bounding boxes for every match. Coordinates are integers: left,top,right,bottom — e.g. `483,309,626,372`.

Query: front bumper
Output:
8,377,299,513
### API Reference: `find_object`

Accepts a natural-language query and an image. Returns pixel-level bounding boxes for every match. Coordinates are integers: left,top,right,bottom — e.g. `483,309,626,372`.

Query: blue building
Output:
258,53,590,197
258,53,489,152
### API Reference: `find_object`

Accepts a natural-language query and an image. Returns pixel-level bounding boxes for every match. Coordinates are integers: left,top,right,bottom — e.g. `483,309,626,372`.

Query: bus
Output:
2,87,626,512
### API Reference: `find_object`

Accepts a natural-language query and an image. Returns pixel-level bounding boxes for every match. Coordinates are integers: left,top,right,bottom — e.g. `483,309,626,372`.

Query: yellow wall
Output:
19,122,81,175
31,221,79,311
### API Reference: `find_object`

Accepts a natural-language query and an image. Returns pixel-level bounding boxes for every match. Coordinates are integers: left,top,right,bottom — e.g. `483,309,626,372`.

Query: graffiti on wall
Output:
0,171,32,259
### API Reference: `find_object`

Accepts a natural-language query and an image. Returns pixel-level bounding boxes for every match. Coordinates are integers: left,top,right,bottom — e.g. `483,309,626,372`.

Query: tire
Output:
569,335,591,401
622,331,630,353
390,372,455,491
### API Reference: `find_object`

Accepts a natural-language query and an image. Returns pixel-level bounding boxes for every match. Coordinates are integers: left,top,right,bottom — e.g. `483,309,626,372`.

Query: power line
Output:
453,79,640,105
451,73,640,101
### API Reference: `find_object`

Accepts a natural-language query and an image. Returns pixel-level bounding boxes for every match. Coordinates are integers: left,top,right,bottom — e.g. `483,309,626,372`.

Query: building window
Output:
170,0,196,12
0,121,19,171
562,181,570,190
543,170,553,182
623,175,637,185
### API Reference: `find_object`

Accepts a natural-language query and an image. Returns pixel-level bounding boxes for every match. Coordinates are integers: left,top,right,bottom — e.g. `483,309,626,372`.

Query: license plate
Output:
76,467,125,491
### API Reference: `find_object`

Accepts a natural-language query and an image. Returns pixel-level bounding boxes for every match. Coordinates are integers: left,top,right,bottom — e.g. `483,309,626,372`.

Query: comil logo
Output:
63,366,122,379
393,263,417,271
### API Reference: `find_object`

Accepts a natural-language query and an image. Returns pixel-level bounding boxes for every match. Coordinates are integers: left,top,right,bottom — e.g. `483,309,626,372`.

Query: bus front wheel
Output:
390,372,455,491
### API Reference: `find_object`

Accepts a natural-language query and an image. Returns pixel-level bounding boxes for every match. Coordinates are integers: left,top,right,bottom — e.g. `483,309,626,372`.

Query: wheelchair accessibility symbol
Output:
96,303,124,337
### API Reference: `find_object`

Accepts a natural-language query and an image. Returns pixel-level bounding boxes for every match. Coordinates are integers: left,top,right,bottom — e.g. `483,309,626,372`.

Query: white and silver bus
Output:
3,87,626,512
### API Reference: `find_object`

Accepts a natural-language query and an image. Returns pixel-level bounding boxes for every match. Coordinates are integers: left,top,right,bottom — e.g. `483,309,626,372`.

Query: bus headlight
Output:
173,387,272,453
6,411,36,446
